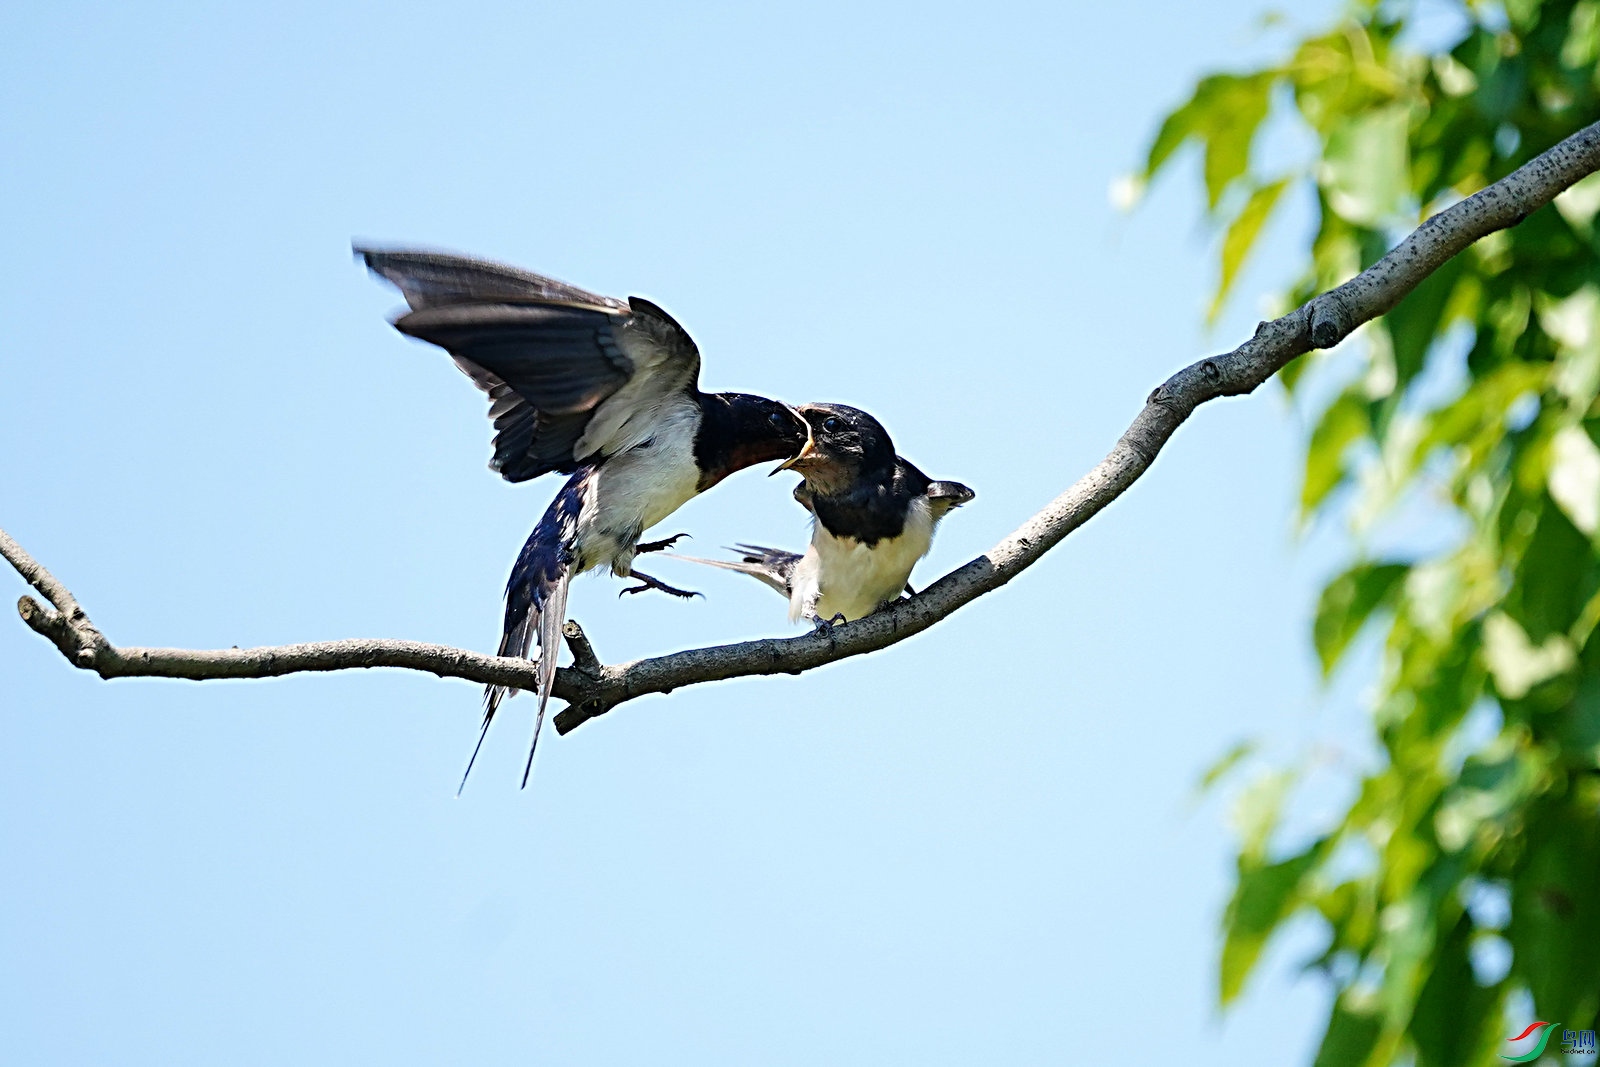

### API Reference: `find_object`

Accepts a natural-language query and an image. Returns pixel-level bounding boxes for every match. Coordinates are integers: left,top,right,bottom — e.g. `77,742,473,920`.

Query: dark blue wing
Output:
359,246,698,482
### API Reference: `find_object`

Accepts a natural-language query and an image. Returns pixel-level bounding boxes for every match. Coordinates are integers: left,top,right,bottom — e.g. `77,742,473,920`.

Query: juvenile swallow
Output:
675,403,973,628
359,246,809,787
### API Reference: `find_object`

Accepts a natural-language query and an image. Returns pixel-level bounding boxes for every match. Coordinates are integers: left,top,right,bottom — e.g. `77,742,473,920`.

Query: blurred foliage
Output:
1144,1,1600,1063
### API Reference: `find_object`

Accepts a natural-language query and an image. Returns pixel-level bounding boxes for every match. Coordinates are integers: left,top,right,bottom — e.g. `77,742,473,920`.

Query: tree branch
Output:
8,120,1600,733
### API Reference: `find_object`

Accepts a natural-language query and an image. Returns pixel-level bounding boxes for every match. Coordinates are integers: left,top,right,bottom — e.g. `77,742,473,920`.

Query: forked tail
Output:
457,562,569,794
458,473,587,792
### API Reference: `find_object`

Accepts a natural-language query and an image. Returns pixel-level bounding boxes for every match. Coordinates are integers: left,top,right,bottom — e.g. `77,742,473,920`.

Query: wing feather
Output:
668,543,801,597
361,246,701,481
357,245,622,311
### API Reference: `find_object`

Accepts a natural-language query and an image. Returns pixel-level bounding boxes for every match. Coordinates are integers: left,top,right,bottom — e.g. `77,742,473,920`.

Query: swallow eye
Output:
822,416,842,433
768,410,787,427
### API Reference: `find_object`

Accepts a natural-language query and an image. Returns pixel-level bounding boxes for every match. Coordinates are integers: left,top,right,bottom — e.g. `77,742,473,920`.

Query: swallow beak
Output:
770,424,816,476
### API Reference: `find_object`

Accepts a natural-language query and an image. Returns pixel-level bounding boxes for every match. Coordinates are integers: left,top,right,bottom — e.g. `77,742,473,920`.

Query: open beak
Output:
770,415,816,476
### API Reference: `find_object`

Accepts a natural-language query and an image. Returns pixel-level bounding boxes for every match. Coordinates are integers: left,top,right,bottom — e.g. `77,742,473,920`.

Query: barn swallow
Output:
359,247,809,788
673,403,973,628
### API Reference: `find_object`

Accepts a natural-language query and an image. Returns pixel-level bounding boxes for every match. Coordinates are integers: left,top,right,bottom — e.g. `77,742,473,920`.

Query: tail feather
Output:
668,544,800,597
458,470,587,792
457,716,494,797
457,607,535,795
521,570,570,788
926,480,975,520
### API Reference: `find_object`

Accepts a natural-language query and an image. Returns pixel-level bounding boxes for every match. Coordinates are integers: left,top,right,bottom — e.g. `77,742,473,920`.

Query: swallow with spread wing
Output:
673,403,973,629
360,247,809,788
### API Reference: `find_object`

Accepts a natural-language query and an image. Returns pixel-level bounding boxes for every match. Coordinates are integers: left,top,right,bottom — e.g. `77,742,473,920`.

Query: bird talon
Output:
809,613,848,637
619,568,702,600
635,533,692,554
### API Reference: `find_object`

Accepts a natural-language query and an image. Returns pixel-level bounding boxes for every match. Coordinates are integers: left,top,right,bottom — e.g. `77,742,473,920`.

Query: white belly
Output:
572,404,702,575
789,497,935,622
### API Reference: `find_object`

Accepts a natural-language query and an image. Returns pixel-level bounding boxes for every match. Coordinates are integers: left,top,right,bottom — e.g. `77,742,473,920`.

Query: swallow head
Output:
699,393,811,490
774,403,896,494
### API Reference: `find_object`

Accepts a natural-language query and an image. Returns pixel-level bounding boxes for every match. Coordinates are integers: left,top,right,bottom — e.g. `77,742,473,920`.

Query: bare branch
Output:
8,120,1600,733
1,528,82,617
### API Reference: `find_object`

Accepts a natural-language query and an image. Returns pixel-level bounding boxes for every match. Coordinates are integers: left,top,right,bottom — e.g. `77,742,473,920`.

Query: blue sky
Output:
1,1,1370,1062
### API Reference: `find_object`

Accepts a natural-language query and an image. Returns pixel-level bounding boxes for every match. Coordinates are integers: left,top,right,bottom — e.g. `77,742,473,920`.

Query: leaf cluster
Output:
1146,2,1600,1064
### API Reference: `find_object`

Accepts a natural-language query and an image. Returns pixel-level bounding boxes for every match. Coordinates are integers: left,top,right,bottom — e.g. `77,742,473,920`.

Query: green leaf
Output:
1137,1,1600,1061
1145,90,1207,178
1382,256,1463,390
1506,500,1595,643
1144,72,1277,209
1211,179,1290,320
1311,994,1384,1067
1314,562,1410,675
1198,740,1256,793
1409,913,1501,1067
1508,794,1600,1024
1303,389,1373,516
1230,770,1292,859
1562,1,1600,70
1320,105,1411,226
1562,671,1600,767
1221,837,1331,1004
1413,362,1548,474
1202,75,1275,209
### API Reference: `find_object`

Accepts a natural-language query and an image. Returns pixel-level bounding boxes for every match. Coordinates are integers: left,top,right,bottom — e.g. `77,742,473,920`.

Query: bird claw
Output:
634,533,691,555
619,568,703,600
810,612,848,637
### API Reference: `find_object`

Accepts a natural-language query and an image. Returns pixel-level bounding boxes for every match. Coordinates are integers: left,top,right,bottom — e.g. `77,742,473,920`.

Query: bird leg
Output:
619,568,702,599
809,612,848,637
634,533,691,555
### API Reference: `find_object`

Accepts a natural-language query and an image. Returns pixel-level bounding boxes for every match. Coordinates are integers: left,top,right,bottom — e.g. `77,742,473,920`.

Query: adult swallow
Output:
674,403,973,628
359,247,809,788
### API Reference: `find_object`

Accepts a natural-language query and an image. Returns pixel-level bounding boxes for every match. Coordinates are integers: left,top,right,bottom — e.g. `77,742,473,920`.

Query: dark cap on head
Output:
774,403,898,493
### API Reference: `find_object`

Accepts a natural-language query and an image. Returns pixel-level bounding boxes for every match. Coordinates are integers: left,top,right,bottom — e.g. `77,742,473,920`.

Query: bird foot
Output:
619,568,703,599
634,533,691,555
809,612,848,637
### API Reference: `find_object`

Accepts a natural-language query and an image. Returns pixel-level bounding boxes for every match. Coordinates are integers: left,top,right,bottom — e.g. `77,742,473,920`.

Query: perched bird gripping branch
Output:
672,403,973,631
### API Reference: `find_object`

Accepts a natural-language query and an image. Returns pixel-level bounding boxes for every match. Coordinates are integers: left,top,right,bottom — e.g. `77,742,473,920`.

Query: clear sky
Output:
2,0,1362,1062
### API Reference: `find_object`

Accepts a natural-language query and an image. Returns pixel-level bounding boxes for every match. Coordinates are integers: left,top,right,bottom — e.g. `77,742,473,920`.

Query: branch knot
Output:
1309,294,1353,349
